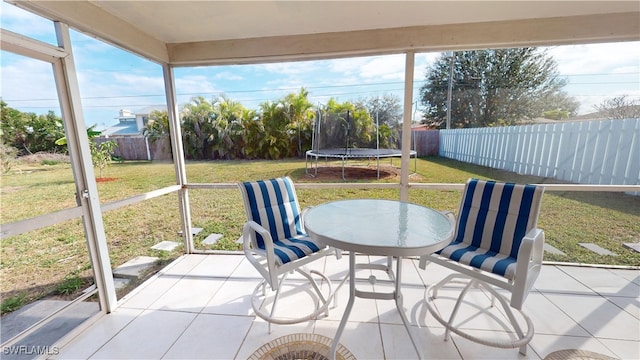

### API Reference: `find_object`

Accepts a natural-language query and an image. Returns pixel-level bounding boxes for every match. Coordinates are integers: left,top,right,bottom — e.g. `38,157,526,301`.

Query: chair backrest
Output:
454,178,544,259
239,177,304,249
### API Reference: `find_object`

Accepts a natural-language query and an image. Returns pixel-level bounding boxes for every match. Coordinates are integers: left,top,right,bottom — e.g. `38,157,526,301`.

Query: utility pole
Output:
446,51,455,130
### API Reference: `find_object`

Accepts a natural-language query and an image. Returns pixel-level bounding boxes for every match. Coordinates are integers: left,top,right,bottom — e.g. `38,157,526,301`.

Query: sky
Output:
1,3,639,130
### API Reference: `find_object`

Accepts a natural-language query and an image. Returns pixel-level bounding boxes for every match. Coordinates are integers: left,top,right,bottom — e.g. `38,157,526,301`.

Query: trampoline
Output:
305,109,417,180
305,148,417,180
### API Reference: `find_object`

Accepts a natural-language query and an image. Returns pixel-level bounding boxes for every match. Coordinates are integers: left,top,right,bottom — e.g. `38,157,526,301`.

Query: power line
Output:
3,80,412,103
5,74,638,103
4,79,638,111
4,81,640,108
562,72,639,77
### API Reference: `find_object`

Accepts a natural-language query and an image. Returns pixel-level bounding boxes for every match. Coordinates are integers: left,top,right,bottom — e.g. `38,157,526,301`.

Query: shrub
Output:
1,293,27,314
41,159,62,166
56,276,85,296
0,144,19,173
543,109,570,120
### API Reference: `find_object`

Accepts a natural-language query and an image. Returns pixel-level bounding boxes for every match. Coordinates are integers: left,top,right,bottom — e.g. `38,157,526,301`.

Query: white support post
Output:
400,51,415,202
162,64,194,252
53,22,117,312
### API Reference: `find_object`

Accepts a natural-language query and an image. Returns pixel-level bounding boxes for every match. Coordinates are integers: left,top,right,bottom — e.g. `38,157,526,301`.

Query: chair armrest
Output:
442,211,456,237
243,221,276,257
419,210,456,269
438,210,457,236
300,206,312,229
513,227,545,308
516,228,545,268
440,210,455,218
243,221,280,286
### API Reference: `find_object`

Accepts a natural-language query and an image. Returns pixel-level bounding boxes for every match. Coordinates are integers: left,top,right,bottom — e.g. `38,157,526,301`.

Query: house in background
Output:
97,106,169,160
100,109,144,137
101,106,166,137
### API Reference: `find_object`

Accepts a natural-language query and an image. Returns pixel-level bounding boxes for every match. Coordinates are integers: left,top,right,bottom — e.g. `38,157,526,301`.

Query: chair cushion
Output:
436,178,543,280
241,177,305,248
437,242,518,280
240,177,323,265
272,234,321,265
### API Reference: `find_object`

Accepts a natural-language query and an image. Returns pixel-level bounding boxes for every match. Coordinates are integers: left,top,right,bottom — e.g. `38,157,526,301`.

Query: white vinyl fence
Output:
439,118,639,193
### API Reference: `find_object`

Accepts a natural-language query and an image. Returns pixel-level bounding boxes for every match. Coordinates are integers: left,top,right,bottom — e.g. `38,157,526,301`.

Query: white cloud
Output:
545,42,640,75
111,73,164,89
577,88,640,115
71,31,121,56
358,55,405,80
215,71,244,81
324,54,406,82
326,56,372,75
613,65,640,75
1,55,59,109
252,56,389,96
77,71,161,97
257,61,320,76
541,42,640,114
176,75,222,95
187,54,438,106
0,3,55,41
414,52,440,80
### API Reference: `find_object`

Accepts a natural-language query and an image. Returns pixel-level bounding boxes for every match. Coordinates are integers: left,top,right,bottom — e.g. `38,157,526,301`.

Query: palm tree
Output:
283,88,315,157
181,96,215,159
211,95,246,159
240,112,264,159
143,110,172,159
321,98,375,150
258,101,290,159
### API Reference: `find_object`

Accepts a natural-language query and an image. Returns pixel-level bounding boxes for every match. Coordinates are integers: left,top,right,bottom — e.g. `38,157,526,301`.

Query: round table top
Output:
304,199,454,256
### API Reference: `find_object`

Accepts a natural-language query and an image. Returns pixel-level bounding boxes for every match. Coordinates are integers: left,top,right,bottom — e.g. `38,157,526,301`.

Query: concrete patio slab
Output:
150,241,180,252
49,255,640,360
579,243,617,256
1,300,99,360
113,277,130,291
112,256,159,280
544,243,566,256
202,233,223,245
623,242,640,253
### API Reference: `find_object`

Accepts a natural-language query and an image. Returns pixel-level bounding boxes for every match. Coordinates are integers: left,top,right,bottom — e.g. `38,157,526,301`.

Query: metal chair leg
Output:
425,274,534,352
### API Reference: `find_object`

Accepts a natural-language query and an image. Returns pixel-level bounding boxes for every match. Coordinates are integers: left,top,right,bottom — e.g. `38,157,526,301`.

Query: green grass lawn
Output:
1,157,638,313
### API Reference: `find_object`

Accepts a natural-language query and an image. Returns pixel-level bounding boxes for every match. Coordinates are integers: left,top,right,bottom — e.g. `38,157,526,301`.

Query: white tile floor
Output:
53,254,639,360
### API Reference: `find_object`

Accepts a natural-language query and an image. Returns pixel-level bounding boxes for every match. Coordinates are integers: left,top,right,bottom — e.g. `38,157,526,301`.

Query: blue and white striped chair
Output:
419,178,545,355
238,177,338,331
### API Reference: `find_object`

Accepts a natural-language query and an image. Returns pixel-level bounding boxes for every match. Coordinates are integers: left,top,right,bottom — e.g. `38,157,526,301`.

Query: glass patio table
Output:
304,199,455,360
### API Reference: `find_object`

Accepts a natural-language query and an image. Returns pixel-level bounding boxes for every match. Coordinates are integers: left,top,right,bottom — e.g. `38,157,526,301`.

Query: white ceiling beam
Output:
10,0,169,64
167,12,639,66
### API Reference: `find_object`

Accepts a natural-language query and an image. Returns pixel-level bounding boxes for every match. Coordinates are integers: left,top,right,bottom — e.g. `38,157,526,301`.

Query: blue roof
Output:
101,122,141,136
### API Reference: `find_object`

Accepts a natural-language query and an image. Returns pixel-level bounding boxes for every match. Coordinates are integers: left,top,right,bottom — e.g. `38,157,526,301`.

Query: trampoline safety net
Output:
306,109,416,179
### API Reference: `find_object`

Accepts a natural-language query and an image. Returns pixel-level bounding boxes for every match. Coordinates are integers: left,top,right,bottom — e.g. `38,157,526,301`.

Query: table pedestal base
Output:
330,252,423,360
